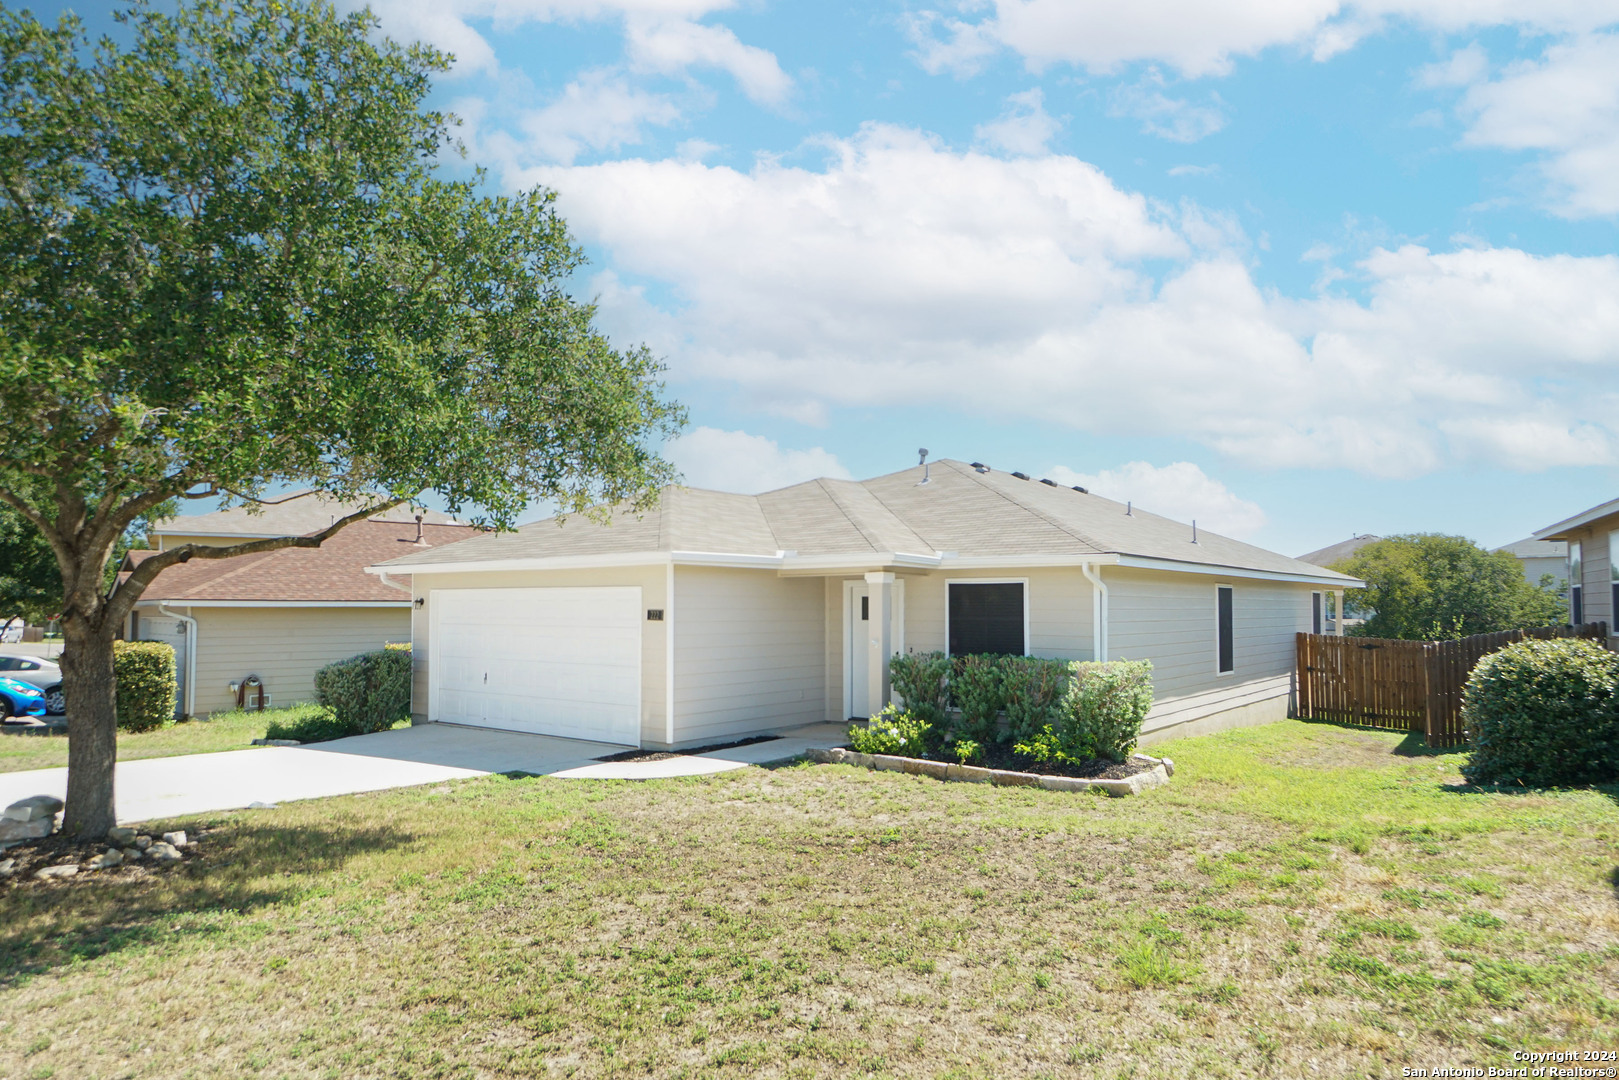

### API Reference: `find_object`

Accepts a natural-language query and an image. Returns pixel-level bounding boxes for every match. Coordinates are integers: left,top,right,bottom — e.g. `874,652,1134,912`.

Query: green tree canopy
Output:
0,0,683,836
1332,534,1567,641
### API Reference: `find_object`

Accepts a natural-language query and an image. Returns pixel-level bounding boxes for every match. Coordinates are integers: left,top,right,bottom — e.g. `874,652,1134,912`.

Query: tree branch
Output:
103,496,411,627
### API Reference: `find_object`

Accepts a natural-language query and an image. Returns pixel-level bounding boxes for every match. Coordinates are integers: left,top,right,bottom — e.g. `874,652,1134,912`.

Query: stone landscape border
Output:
807,747,1174,796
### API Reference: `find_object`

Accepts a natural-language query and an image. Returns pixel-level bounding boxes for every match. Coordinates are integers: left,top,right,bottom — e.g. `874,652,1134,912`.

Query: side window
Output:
0,658,15,671
1610,532,1618,631
1216,586,1234,674
1570,541,1584,625
1311,591,1322,635
948,582,1026,656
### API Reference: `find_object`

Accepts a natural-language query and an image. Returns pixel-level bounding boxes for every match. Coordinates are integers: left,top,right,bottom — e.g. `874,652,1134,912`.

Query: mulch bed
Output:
595,735,781,764
0,831,204,887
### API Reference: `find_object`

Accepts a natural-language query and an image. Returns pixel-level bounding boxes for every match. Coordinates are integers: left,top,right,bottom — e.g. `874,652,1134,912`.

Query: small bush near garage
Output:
1018,659,1155,765
1461,638,1619,787
114,640,177,732
314,648,413,736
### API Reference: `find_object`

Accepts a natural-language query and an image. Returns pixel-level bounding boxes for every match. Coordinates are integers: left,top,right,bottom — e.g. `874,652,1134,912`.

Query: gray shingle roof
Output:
155,491,466,537
1296,535,1382,568
376,459,1355,581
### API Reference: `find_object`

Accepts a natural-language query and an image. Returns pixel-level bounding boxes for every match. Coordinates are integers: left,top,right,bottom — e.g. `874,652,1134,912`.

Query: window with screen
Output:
948,582,1025,656
1311,592,1322,635
1217,586,1234,674
1570,541,1584,626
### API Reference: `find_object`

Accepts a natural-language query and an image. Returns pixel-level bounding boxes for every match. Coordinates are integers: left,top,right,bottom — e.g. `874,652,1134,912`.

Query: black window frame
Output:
1311,591,1322,635
947,581,1027,657
1216,585,1235,675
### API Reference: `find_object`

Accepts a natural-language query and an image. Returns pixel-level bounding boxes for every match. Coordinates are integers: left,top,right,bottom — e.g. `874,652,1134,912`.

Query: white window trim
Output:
1215,583,1235,677
1570,540,1584,625
841,577,905,720
1311,590,1323,636
943,578,1031,659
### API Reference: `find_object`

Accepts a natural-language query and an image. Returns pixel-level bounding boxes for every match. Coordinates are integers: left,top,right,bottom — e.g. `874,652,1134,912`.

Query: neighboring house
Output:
1493,536,1568,591
122,495,474,716
1297,534,1381,569
1532,497,1619,633
370,459,1361,751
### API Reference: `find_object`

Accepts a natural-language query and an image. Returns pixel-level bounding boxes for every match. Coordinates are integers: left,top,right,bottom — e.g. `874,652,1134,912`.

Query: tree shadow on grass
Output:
1436,778,1619,809
1297,718,1453,758
0,820,416,986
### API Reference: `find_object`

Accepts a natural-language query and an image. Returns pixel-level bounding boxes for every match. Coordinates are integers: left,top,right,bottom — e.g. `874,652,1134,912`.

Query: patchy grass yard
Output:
0,709,280,773
0,720,1614,1078
0,706,408,774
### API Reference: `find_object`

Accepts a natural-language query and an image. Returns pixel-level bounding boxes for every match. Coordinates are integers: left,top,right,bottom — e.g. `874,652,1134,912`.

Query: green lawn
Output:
0,720,1614,1078
0,709,284,773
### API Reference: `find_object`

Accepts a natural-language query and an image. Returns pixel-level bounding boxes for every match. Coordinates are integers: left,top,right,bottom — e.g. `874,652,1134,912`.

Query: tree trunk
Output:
60,619,119,839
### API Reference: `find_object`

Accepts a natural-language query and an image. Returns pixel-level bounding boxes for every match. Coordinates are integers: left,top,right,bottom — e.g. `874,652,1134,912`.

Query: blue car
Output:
0,676,47,720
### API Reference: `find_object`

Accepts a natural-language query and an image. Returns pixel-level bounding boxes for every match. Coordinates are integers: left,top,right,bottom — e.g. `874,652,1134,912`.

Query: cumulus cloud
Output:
1044,461,1268,539
358,0,789,102
518,70,681,164
665,427,852,493
1446,33,1619,217
518,124,1619,479
974,89,1062,155
904,0,1619,79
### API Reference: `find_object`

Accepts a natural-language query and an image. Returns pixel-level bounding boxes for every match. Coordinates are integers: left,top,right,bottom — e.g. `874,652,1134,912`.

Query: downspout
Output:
1080,563,1109,662
157,604,198,720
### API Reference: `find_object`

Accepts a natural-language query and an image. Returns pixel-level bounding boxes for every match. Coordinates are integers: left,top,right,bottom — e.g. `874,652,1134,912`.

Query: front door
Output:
845,581,903,719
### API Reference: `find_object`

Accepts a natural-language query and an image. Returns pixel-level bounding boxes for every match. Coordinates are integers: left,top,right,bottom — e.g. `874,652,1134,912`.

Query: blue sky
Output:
53,0,1619,556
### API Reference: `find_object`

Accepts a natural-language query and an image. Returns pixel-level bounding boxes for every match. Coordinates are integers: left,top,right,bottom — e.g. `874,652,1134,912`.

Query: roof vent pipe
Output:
1126,500,1132,516
1191,520,1199,544
916,448,931,486
413,513,425,545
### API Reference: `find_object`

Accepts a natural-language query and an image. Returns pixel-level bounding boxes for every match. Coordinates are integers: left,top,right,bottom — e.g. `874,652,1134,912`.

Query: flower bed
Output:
809,746,1174,797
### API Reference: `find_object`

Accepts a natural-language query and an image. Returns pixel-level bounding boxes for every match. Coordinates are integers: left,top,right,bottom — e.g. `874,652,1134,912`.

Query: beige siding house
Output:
376,460,1359,750
125,495,473,717
1533,498,1619,634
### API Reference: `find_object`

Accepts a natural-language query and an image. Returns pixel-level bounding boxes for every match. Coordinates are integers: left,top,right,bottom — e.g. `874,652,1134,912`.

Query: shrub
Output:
848,703,933,758
952,654,1008,744
263,702,353,744
952,739,983,765
890,651,950,729
1002,657,1070,745
314,648,413,736
113,640,176,732
1461,638,1619,787
1017,659,1155,765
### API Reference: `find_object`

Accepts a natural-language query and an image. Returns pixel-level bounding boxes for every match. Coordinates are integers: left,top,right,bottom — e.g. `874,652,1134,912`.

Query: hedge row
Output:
114,640,177,733
868,651,1154,764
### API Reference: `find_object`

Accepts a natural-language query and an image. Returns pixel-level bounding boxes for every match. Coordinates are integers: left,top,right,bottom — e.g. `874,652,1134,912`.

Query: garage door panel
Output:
431,586,641,745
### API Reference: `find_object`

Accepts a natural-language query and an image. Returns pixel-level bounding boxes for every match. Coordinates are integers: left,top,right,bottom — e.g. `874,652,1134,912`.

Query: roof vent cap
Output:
1011,471,1030,481
969,461,989,473
1039,478,1058,487
1071,485,1088,494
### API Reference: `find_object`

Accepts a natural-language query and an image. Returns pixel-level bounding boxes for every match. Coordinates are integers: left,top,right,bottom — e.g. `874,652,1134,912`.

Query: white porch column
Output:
865,571,895,713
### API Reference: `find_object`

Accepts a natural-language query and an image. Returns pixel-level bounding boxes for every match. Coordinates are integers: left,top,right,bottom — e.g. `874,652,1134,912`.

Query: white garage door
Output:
431,587,642,745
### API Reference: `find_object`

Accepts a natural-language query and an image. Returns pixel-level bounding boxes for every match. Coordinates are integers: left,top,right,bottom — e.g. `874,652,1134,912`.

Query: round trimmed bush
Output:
313,648,413,736
1461,638,1619,787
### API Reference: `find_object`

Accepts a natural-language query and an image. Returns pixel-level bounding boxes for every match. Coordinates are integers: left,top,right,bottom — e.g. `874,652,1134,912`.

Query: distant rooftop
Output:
153,490,465,538
1296,534,1381,569
1494,536,1566,559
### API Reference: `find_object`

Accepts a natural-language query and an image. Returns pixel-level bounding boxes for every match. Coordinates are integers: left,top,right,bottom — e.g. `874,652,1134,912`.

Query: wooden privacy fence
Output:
1294,623,1610,748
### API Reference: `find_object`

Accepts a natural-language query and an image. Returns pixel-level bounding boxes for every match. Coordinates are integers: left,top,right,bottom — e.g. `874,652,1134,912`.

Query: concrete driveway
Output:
0,722,846,825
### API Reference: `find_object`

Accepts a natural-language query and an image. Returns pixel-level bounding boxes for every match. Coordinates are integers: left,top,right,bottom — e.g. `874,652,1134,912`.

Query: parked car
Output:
0,654,64,714
0,676,46,720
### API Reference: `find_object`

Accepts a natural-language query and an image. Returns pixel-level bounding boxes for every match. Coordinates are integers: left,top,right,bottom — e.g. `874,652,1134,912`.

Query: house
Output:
370,459,1360,750
123,495,474,716
1532,497,1619,631
1297,534,1381,569
1493,536,1568,591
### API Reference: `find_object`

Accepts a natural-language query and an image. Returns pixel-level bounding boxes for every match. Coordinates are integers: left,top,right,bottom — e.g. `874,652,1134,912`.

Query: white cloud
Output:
665,427,851,492
973,89,1062,155
1044,461,1268,539
519,125,1619,479
624,18,792,105
358,0,788,101
1109,71,1226,142
1417,42,1489,87
904,0,1619,79
518,70,681,164
1446,33,1619,217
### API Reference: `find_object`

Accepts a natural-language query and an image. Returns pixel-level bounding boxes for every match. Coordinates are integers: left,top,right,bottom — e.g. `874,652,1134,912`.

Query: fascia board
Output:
132,599,412,608
1532,498,1619,540
1114,554,1364,587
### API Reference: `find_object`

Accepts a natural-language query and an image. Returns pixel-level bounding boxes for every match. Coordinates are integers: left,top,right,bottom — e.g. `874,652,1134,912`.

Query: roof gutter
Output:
376,571,412,595
1080,561,1109,662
